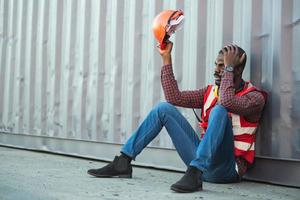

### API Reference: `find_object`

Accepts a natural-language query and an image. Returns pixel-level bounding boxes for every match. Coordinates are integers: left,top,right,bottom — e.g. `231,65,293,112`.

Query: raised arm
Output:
157,41,206,109
161,64,206,108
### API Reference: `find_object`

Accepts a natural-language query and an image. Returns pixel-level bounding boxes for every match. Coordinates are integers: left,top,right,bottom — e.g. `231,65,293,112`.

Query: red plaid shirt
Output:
161,64,265,177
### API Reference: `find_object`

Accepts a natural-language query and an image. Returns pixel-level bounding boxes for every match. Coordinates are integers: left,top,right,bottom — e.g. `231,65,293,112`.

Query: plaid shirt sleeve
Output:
219,71,266,119
161,64,207,109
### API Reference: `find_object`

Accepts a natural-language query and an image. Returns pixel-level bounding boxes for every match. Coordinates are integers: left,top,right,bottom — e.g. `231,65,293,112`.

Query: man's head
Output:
214,45,247,86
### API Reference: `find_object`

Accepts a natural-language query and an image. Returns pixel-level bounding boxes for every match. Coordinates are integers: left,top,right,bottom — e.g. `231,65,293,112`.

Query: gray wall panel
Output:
292,0,300,158
0,0,300,184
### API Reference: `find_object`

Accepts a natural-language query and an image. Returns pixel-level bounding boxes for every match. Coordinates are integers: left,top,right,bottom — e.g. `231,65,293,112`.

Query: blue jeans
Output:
121,102,239,183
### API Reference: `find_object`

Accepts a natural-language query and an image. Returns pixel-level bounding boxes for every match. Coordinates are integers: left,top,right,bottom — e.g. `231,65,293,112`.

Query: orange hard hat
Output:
152,9,184,47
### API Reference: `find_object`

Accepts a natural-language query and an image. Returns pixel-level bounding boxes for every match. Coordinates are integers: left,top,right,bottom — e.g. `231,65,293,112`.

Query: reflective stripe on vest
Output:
234,141,255,151
231,114,257,136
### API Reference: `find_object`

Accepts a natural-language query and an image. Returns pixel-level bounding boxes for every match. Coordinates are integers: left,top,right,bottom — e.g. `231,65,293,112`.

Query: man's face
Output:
214,54,225,86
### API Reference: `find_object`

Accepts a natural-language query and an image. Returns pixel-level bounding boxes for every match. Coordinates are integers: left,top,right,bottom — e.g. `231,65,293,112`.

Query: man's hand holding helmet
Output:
156,41,173,65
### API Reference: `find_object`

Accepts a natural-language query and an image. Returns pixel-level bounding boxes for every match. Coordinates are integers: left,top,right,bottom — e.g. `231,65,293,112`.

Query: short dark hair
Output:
218,46,247,69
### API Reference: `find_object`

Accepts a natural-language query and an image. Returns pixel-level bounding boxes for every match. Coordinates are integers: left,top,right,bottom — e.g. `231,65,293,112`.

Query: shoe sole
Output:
170,185,202,193
87,171,132,178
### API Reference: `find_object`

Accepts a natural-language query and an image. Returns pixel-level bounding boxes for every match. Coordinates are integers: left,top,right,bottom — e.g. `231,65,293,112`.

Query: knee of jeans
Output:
153,102,175,116
210,105,228,117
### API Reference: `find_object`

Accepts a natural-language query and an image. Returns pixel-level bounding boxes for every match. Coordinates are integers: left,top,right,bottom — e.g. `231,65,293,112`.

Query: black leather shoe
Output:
87,155,132,178
170,166,202,193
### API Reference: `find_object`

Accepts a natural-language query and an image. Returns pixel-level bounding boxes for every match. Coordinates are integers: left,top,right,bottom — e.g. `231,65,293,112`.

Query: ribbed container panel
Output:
0,0,299,163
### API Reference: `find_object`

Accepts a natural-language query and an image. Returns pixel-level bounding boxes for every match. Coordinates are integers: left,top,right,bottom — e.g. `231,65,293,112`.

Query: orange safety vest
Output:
199,82,266,164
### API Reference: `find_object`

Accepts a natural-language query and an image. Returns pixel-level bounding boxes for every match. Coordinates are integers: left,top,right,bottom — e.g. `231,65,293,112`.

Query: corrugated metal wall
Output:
0,0,300,185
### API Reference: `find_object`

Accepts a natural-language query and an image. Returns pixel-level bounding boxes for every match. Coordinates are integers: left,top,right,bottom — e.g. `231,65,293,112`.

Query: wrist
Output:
162,54,172,65
225,65,234,72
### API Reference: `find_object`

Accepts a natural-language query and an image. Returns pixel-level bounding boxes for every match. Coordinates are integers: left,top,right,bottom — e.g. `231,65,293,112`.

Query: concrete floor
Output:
0,146,299,200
